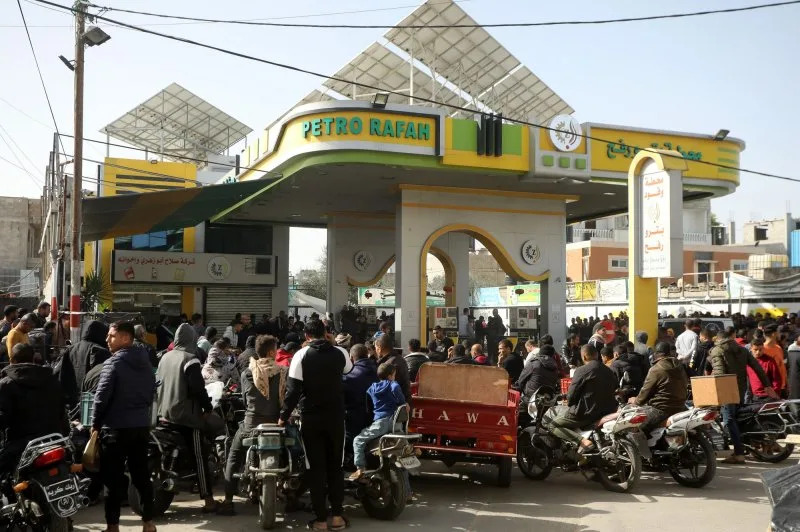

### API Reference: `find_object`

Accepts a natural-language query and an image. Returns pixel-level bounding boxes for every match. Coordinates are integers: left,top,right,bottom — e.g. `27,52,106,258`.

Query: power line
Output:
15,0,66,154
34,0,799,185
0,151,43,187
0,121,45,180
0,129,42,187
83,0,800,29
0,97,54,130
6,0,468,27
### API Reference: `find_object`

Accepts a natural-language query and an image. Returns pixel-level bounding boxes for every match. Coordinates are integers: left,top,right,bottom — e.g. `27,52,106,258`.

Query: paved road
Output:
74,458,782,532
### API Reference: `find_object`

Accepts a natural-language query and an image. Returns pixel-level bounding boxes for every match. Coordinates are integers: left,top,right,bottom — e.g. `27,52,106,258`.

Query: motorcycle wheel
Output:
497,456,512,487
596,439,642,493
748,420,794,463
128,482,174,518
361,466,408,521
516,435,553,481
668,433,717,488
258,480,278,530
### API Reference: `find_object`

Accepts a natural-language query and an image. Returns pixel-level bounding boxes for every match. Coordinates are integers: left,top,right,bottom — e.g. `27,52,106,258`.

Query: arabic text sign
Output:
637,160,683,278
112,251,277,285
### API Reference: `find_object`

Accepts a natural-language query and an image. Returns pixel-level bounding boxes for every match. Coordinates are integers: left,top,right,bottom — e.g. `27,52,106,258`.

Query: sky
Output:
1,0,799,273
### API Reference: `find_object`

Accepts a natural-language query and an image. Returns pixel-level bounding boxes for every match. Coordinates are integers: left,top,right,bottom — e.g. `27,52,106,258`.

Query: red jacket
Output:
275,349,293,367
747,354,782,397
735,338,747,348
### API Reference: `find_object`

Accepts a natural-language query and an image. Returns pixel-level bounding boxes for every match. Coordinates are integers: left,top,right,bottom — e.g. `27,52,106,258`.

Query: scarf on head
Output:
249,356,287,403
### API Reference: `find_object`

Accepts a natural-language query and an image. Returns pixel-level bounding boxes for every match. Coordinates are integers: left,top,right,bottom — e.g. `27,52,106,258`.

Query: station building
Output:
76,0,745,348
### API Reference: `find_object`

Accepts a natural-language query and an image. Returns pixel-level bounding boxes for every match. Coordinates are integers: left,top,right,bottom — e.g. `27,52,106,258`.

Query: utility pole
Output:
70,1,86,342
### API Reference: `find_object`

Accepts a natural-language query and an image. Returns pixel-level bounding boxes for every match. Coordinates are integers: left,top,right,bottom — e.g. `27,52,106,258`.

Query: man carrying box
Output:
710,327,778,464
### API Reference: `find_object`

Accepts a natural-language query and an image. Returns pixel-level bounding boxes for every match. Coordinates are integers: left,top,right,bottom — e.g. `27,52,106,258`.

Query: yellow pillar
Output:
628,150,686,346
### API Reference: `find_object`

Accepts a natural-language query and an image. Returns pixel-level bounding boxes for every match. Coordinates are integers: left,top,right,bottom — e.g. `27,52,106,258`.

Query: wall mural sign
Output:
353,250,373,272
521,239,542,265
636,160,683,278
548,114,582,152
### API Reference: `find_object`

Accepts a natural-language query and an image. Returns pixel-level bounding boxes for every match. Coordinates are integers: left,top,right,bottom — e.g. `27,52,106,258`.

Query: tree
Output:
82,269,111,311
710,213,721,227
294,246,328,300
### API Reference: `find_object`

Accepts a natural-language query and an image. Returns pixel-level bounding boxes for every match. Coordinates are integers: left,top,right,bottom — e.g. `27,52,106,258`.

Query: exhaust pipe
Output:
79,496,90,508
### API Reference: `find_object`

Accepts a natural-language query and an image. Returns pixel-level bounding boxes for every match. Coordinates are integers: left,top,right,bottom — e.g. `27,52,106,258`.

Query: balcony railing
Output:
683,232,712,244
570,228,614,242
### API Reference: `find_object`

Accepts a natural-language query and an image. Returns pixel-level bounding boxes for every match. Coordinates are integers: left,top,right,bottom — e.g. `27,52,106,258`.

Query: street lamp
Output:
372,92,389,108
69,2,110,342
713,129,730,141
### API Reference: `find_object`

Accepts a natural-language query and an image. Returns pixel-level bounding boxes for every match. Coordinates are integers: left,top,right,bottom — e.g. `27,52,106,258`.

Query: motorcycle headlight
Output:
665,434,686,448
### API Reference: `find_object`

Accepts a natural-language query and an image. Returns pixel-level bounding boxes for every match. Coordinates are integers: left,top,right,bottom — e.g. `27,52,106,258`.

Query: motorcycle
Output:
235,405,421,529
643,407,718,488
0,433,90,531
208,381,245,479
707,400,800,463
516,387,645,493
127,419,223,517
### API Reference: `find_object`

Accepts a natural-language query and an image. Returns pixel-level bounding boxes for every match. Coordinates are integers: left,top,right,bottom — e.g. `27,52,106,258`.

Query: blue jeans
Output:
722,403,744,455
353,416,393,469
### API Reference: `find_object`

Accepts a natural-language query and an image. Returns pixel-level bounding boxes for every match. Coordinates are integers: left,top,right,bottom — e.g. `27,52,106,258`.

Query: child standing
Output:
350,362,408,480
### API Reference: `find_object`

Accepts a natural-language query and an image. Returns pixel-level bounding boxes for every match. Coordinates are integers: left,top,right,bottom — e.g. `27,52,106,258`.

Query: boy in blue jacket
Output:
350,362,408,480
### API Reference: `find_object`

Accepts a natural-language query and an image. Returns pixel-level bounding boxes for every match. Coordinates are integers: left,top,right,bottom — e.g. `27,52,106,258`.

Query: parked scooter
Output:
643,407,718,487
234,405,421,529
517,387,646,493
0,433,90,531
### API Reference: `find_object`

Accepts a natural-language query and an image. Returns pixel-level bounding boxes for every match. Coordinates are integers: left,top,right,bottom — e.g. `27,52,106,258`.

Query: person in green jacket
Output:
710,327,777,464
628,342,688,434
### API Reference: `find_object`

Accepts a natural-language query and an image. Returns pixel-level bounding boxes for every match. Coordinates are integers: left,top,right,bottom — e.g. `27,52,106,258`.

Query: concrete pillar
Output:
396,204,422,345
272,225,290,314
326,224,349,322
432,232,470,311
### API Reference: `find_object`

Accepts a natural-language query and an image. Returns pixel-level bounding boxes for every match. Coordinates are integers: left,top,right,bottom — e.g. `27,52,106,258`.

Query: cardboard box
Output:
691,375,740,406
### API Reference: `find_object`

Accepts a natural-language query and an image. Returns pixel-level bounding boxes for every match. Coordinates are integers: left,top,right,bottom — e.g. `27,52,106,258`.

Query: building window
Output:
730,260,748,272
115,229,184,252
608,256,628,272
754,227,768,241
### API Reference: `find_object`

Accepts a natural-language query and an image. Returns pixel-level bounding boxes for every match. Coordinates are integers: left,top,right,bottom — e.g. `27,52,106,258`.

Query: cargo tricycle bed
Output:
408,363,520,487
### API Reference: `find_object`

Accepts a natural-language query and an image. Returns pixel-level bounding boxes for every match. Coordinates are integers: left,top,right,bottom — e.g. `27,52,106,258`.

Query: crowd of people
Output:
2,301,800,530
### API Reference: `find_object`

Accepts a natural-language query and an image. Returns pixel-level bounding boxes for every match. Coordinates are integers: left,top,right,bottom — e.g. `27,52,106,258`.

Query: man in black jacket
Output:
499,339,524,383
236,335,257,374
404,338,428,382
515,345,560,426
446,343,476,366
609,345,644,400
0,344,68,480
58,320,111,408
375,333,411,401
279,320,353,531
561,333,582,371
92,321,156,532
550,345,618,451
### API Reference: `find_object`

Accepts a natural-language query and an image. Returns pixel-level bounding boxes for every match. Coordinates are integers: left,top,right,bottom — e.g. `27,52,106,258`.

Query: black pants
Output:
224,426,249,499
100,427,153,524
174,425,213,499
0,440,26,502
301,413,345,522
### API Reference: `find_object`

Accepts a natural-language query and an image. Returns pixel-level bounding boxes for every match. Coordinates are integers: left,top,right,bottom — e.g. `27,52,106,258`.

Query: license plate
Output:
43,478,79,502
399,456,421,469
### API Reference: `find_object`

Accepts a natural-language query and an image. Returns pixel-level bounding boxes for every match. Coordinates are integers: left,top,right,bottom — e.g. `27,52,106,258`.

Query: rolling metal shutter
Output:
204,286,272,330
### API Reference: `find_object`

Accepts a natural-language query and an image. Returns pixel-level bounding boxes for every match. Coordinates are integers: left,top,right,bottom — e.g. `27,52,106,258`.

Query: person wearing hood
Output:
157,323,220,513
276,342,299,367
632,331,653,371
609,345,644,400
710,327,777,464
91,322,157,532
203,340,240,386
0,343,68,481
343,344,378,468
514,344,560,425
628,342,688,435
220,335,288,516
235,335,257,374
57,319,112,409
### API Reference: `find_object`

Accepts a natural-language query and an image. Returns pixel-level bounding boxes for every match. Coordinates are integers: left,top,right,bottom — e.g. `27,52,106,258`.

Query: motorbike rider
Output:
91,321,157,532
343,344,378,467
279,319,353,532
609,344,644,400
549,344,618,453
710,327,778,464
157,323,221,512
0,344,68,493
628,342,688,434
514,344,560,426
220,335,288,516
57,320,112,409
561,333,582,372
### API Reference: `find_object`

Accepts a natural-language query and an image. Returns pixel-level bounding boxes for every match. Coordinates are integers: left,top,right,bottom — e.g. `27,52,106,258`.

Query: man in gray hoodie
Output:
156,323,219,512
